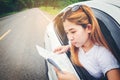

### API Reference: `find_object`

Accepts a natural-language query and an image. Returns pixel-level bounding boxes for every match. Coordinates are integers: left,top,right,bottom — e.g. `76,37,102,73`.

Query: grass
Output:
39,6,63,16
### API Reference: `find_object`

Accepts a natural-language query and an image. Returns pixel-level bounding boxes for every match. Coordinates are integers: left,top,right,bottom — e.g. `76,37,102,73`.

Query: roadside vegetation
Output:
40,6,63,16
0,0,87,18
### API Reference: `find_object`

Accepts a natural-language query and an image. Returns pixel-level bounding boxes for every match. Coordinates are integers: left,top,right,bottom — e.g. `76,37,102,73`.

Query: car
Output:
44,0,120,80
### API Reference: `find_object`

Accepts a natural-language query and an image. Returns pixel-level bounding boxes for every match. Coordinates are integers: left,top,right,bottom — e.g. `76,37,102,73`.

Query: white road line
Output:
39,10,51,22
0,29,11,40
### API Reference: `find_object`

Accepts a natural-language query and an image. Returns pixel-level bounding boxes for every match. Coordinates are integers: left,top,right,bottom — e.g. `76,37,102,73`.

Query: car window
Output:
54,15,68,45
92,8,120,63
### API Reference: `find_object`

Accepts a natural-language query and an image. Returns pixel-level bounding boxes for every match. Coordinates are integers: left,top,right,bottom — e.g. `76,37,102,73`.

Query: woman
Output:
53,5,120,80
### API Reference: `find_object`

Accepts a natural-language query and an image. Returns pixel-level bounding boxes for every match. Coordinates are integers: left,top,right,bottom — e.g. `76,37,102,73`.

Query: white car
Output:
44,0,120,80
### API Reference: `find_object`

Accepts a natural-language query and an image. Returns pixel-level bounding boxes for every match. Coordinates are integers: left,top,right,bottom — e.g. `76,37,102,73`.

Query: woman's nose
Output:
68,35,74,41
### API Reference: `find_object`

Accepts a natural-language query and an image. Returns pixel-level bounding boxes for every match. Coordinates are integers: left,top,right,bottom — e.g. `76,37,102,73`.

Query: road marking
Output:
39,10,51,22
0,29,11,40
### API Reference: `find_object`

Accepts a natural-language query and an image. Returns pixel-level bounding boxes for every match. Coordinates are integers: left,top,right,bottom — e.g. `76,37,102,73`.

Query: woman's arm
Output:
106,68,120,80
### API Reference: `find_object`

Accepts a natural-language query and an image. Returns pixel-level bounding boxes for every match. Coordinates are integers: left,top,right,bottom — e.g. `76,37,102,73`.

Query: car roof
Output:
93,0,120,7
57,0,120,25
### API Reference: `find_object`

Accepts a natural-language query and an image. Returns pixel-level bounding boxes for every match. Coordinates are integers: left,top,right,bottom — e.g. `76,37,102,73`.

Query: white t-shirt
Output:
78,45,119,78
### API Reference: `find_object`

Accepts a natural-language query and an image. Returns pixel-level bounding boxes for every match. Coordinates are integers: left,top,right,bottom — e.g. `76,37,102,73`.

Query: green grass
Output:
39,6,63,16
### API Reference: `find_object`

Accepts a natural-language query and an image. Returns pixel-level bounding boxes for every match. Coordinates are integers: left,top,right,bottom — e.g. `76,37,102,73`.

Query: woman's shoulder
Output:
94,44,111,54
85,44,110,57
94,45,120,75
93,44,113,59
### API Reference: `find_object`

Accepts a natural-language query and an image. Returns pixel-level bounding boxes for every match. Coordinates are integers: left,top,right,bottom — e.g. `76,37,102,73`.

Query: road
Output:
0,8,54,80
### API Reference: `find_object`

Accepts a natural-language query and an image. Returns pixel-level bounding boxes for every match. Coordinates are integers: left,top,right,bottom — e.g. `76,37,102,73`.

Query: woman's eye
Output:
71,31,76,33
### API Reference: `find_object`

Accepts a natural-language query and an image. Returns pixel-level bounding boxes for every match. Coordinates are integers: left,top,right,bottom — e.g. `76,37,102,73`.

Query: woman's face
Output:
63,20,91,48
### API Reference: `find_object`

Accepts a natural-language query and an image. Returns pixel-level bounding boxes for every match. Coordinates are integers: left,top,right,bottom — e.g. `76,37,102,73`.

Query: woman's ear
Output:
86,24,92,33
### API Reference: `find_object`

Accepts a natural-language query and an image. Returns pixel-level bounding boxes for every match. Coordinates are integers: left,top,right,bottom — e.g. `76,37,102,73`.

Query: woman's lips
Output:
71,42,76,45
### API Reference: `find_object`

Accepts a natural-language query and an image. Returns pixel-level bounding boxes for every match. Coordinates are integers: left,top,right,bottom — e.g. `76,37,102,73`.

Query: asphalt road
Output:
0,8,54,80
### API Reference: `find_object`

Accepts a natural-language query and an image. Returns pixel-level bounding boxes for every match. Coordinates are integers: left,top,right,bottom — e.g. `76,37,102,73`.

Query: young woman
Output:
53,5,120,80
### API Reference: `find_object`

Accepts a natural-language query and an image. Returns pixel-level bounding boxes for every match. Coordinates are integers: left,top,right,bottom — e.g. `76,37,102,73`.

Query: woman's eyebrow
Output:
69,28,75,31
64,28,75,32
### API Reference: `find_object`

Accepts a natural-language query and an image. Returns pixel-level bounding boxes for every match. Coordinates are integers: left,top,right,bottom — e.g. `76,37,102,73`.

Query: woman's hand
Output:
54,67,78,80
53,45,70,54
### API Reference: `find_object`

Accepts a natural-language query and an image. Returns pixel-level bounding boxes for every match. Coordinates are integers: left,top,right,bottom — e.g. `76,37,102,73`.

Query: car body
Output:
44,0,120,80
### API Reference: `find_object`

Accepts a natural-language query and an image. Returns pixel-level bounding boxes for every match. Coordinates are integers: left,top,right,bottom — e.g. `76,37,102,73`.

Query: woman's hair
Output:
54,5,110,66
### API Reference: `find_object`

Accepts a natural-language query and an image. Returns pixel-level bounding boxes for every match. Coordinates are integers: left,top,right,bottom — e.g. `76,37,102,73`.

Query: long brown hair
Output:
54,5,110,66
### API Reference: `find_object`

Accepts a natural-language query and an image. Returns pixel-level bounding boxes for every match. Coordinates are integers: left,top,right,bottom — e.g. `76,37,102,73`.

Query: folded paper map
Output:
36,45,80,80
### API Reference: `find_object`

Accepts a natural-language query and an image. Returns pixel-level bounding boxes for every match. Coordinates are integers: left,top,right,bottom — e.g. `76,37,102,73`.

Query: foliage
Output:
0,0,87,17
40,6,62,15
